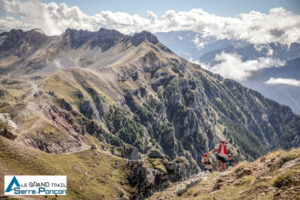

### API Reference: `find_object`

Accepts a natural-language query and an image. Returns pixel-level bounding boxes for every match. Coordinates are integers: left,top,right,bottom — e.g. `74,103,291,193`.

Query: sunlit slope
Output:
148,148,300,200
0,136,134,200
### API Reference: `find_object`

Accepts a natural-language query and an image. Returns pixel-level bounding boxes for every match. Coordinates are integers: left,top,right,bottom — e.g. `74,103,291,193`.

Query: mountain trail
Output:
147,148,300,200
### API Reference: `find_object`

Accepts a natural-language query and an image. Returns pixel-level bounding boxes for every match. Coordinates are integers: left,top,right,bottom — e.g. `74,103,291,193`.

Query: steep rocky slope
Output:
1,135,299,200
0,28,300,175
148,148,300,200
0,135,193,199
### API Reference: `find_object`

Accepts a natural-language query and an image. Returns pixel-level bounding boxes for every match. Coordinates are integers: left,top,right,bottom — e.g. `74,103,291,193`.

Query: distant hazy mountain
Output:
243,57,300,114
155,31,236,59
199,42,300,64
155,31,198,59
196,43,300,114
155,32,300,114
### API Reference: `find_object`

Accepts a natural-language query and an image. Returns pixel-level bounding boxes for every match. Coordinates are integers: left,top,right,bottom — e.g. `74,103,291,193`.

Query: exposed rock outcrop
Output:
176,176,204,196
127,160,169,199
14,103,88,154
0,113,17,140
280,157,300,170
131,31,159,46
127,154,194,199
165,157,192,182
123,145,139,160
147,149,168,159
79,100,99,120
64,28,124,51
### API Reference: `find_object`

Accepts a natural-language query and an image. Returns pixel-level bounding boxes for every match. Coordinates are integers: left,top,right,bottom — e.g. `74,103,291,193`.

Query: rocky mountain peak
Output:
62,28,160,51
97,27,124,37
0,28,48,54
63,28,125,51
6,28,47,40
131,31,159,46
91,28,125,50
63,28,95,48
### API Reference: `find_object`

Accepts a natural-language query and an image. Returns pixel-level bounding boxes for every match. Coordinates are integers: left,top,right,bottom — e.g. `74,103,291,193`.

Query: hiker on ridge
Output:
209,140,234,172
201,153,214,173
226,154,237,169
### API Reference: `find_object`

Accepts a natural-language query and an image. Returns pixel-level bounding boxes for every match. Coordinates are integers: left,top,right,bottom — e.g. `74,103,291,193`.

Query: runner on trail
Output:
201,153,214,173
209,140,234,172
226,154,237,169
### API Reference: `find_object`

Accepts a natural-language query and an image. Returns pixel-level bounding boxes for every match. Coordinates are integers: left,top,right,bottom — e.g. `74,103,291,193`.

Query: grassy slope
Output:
0,136,135,200
148,148,300,200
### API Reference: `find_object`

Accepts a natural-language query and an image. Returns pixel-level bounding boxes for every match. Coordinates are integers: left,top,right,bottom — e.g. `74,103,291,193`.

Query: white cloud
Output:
188,58,201,65
193,52,285,81
0,0,299,46
265,78,300,87
253,44,274,55
192,34,208,50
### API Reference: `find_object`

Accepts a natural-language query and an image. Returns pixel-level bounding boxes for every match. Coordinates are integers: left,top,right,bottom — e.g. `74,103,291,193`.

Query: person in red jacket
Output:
201,153,214,173
209,140,234,172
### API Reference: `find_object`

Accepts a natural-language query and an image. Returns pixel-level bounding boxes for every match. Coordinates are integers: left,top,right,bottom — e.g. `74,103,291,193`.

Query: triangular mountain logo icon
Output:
5,176,20,192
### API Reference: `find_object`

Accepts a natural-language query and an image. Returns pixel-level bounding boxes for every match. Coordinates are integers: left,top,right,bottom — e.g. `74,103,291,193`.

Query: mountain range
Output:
0,28,300,199
156,31,300,114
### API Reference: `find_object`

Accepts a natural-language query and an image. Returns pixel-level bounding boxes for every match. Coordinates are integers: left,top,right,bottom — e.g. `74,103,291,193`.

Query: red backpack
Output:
203,158,211,165
218,144,228,155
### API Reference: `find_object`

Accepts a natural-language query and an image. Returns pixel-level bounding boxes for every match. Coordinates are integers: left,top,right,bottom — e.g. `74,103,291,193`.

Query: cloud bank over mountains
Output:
191,53,285,81
1,0,299,85
265,78,300,87
1,0,300,46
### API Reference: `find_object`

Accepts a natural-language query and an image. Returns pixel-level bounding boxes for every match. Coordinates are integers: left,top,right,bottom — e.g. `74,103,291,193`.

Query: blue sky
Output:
44,0,300,17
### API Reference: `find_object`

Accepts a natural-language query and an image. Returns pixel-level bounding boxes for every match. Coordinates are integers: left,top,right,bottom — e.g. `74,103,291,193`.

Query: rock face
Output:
0,29,48,55
128,161,169,199
64,28,124,51
236,168,253,178
0,113,17,140
127,156,193,199
280,157,300,170
9,102,89,154
123,146,139,160
79,100,99,120
131,31,159,46
165,157,192,182
147,149,168,159
176,176,204,196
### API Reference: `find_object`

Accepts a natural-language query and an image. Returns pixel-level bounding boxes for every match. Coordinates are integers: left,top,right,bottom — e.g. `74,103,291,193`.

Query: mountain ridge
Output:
0,28,299,173
0,28,171,76
154,31,300,115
